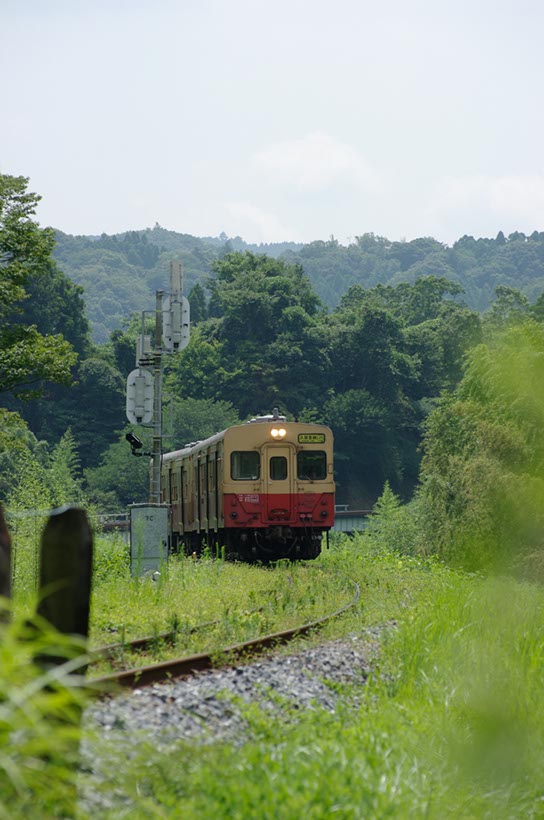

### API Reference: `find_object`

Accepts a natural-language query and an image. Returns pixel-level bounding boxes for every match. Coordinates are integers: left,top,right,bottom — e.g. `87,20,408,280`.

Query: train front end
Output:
222,415,335,560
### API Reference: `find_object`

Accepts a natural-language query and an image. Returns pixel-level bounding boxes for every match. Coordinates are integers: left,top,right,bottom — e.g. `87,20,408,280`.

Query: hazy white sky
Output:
2,0,544,245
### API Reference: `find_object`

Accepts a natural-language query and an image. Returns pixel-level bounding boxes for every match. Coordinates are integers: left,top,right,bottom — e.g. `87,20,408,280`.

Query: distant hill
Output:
53,227,544,343
53,227,303,343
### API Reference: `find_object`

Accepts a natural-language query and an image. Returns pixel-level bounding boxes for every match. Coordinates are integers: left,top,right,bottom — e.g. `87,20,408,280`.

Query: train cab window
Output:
231,451,260,480
297,451,326,481
270,456,287,481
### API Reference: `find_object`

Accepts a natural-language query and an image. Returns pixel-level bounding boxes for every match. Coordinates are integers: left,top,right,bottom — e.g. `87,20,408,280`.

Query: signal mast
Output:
125,261,190,502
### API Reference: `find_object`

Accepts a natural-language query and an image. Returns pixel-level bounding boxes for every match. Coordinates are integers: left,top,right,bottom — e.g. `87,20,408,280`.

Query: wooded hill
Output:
54,227,544,343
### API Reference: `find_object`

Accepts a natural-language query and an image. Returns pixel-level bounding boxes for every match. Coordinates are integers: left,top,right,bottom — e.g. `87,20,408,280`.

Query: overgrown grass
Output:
0,605,90,819
84,539,544,818
89,539,353,673
7,526,544,816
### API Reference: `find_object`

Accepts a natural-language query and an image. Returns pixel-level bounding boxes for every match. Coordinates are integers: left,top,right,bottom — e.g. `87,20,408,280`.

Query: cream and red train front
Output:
222,419,335,558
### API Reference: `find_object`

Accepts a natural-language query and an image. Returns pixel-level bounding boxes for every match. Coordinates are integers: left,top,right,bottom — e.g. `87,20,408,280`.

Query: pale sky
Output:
2,0,544,245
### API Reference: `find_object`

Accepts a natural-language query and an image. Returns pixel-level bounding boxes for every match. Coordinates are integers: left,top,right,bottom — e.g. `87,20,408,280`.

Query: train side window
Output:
297,451,326,481
270,456,287,480
231,451,260,480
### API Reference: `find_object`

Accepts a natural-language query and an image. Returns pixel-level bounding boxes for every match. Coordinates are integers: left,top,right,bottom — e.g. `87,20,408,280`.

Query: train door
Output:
202,452,209,532
194,460,200,529
180,463,185,532
208,452,217,530
262,443,295,523
216,443,223,528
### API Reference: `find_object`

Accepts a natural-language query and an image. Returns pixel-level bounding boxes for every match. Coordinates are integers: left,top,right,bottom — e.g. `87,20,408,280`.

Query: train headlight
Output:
271,428,287,439
278,428,286,438
271,428,279,438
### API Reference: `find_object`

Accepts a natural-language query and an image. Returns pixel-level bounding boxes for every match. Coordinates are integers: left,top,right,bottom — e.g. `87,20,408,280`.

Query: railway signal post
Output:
125,260,190,573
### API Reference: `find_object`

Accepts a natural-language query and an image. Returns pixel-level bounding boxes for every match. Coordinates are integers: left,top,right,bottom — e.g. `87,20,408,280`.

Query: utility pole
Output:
126,260,190,502
125,260,190,575
150,289,163,504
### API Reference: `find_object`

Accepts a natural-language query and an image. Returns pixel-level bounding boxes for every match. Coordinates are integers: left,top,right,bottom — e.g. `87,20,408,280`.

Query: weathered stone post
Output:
37,505,93,643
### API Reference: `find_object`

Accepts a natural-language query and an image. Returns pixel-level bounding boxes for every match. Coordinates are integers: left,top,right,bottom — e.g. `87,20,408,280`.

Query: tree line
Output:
55,222,544,345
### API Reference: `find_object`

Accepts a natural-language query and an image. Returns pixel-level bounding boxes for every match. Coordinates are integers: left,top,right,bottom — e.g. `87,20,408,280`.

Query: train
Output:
160,410,335,561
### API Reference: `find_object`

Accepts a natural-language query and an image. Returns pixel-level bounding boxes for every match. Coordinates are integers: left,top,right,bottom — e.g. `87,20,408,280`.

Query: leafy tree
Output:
328,300,418,399
14,261,90,357
188,283,208,324
0,331,76,398
0,175,77,397
164,324,232,403
47,429,85,507
415,320,544,572
484,285,530,330
109,328,137,376
364,481,419,554
0,409,46,501
168,252,326,416
84,427,151,509
169,397,240,448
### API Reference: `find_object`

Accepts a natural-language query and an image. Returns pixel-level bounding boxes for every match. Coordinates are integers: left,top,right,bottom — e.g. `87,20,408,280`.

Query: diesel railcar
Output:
160,412,335,560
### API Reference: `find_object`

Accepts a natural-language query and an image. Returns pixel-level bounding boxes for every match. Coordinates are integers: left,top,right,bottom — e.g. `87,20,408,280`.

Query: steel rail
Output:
90,580,360,691
91,611,263,661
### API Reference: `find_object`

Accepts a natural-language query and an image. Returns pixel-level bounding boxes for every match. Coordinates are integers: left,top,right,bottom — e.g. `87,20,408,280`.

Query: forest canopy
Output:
54,226,544,343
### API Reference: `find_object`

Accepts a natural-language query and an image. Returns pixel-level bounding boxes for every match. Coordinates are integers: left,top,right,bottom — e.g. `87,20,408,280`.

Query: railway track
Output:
89,579,360,692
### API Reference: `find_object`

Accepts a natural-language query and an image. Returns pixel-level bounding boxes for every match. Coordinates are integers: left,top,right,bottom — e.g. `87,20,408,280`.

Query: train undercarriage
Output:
172,525,324,562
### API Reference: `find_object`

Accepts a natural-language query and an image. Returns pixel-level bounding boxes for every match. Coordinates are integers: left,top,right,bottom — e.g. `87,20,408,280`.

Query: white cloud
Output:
252,132,383,194
224,201,295,243
428,174,544,239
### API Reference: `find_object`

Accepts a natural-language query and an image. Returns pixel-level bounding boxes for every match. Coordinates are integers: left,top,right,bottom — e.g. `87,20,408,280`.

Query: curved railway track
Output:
90,579,360,692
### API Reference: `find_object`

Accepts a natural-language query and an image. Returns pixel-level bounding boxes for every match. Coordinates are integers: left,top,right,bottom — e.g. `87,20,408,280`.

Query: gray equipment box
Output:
129,504,169,576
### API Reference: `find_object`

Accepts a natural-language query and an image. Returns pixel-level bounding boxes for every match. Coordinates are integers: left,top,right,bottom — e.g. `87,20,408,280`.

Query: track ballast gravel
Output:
81,628,385,812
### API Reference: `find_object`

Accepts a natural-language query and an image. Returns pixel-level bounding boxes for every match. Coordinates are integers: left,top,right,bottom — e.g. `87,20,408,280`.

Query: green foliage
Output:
187,282,208,323
84,427,151,509
92,534,130,585
84,546,544,817
47,429,85,508
53,227,220,343
88,553,352,663
0,325,77,398
169,397,240,448
0,175,78,397
484,284,530,330
168,252,327,416
364,481,420,555
0,409,47,500
14,260,91,358
6,430,90,596
0,613,89,818
51,225,544,350
46,357,125,470
416,320,544,571
0,175,55,314
286,230,544,313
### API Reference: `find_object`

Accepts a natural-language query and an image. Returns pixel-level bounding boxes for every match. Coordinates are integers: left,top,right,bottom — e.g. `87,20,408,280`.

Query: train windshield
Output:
297,451,326,481
270,456,287,480
231,451,260,480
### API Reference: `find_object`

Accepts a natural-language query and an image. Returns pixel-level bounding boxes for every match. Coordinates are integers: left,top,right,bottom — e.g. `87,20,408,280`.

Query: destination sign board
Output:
298,433,326,444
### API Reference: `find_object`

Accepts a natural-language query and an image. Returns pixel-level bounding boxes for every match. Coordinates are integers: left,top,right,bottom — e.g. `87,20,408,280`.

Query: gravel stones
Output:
85,630,382,749
80,629,384,811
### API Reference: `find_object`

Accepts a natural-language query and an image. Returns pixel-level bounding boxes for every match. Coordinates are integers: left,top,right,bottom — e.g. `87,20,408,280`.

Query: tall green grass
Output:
89,544,353,672
7,516,544,817
0,606,90,819
85,542,544,818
